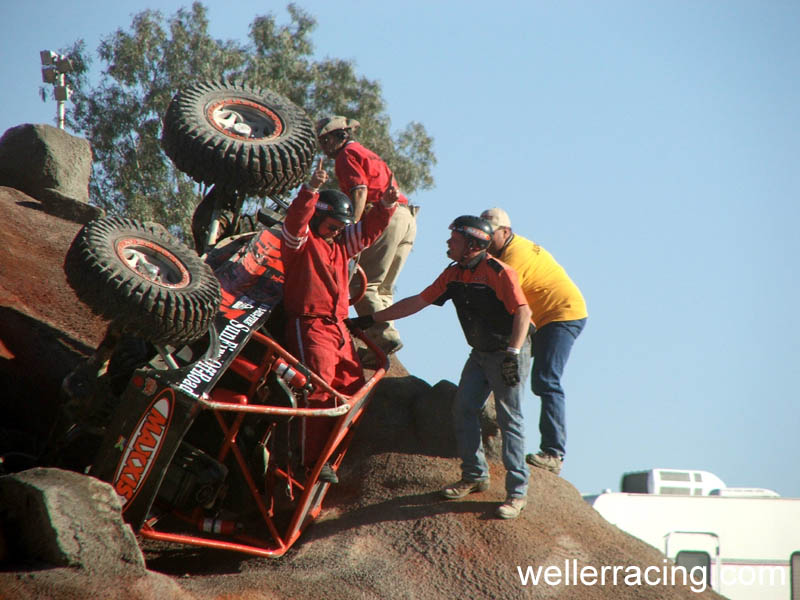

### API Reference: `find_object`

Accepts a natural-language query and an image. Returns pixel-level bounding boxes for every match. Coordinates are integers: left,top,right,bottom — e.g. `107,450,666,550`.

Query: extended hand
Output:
308,157,328,189
501,352,520,387
344,314,375,332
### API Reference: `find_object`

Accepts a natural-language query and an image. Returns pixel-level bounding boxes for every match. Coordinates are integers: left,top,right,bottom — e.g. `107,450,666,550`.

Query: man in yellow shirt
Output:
481,207,587,476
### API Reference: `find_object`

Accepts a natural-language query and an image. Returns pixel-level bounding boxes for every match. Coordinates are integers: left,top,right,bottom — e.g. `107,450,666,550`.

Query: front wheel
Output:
64,217,221,346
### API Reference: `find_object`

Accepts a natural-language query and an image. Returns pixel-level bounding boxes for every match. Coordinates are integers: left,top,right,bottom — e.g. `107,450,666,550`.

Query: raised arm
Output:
282,159,327,250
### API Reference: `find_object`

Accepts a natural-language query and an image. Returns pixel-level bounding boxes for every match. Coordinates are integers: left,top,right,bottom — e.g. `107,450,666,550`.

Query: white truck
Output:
584,468,800,600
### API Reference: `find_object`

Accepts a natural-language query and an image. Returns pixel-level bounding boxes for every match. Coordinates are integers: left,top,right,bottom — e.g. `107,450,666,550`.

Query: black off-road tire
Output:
161,80,316,197
64,217,221,346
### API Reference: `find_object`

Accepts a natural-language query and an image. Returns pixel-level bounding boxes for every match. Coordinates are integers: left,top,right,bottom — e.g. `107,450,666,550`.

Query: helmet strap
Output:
458,248,486,269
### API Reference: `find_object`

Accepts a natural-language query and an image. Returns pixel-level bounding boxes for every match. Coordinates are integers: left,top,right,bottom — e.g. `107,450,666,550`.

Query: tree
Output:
63,3,436,236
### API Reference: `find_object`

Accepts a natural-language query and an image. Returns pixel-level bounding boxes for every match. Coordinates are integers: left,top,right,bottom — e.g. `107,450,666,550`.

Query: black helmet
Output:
449,215,492,249
315,190,355,225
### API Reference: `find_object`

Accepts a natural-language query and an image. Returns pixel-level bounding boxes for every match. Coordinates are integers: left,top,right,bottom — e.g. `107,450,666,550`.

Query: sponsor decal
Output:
175,358,225,397
112,390,174,507
176,302,269,397
220,294,255,321
461,225,490,241
217,310,264,355
242,305,267,328
232,298,254,311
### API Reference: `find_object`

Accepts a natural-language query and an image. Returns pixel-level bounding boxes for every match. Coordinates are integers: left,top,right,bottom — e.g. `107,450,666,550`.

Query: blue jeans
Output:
453,337,531,499
531,318,586,458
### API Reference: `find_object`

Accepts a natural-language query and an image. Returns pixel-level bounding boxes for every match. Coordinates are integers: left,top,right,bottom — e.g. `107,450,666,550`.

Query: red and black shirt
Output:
420,255,528,351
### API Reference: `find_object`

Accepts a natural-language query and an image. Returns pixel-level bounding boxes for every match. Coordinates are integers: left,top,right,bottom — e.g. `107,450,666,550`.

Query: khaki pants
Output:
354,203,417,344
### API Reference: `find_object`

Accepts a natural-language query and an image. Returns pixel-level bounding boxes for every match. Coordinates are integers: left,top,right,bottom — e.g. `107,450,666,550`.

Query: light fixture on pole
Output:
40,50,74,130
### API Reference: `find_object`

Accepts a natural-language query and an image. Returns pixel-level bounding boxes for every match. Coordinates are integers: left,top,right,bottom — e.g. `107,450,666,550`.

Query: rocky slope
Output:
0,186,722,599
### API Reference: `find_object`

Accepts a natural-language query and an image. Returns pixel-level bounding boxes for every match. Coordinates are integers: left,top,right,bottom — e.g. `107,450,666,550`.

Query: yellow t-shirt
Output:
498,234,587,328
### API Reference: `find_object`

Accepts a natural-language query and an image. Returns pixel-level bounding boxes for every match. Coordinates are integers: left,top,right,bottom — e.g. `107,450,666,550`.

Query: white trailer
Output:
584,468,800,600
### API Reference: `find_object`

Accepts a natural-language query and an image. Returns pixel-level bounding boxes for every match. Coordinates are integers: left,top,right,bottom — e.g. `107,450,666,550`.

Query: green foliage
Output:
63,2,436,236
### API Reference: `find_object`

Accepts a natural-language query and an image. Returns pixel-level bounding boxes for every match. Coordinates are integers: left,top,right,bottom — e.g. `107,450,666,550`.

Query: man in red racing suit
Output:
281,160,398,483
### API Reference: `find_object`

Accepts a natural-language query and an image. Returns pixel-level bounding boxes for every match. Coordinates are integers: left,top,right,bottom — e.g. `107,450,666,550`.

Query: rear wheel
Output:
161,80,317,197
64,217,221,346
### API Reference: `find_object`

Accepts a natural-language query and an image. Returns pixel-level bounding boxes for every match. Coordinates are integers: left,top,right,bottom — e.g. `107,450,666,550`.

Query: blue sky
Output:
2,1,798,499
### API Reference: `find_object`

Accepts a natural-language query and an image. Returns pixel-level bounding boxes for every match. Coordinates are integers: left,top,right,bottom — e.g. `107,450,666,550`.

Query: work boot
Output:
319,463,339,484
441,478,489,500
379,337,403,355
357,347,381,370
526,451,563,475
368,326,403,356
358,338,402,370
496,497,527,519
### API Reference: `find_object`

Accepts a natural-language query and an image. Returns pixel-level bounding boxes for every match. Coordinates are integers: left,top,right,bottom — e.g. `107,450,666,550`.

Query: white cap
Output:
480,207,512,230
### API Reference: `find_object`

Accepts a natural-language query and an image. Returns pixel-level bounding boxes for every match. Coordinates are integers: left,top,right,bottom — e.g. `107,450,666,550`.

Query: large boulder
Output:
410,378,503,460
0,468,193,600
355,375,503,461
0,468,144,573
0,124,101,222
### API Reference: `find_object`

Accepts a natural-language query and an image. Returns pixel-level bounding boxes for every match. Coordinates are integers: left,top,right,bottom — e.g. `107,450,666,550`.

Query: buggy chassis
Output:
119,329,386,558
67,224,386,558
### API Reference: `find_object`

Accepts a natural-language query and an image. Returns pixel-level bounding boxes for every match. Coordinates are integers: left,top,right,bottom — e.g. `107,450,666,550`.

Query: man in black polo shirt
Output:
346,216,533,519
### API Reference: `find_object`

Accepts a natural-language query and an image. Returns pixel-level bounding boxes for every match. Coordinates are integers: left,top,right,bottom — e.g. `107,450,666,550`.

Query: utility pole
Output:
40,50,74,129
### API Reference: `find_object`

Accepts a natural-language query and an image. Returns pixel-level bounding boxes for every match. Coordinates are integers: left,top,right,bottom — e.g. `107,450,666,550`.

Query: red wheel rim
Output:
206,99,284,140
115,238,191,289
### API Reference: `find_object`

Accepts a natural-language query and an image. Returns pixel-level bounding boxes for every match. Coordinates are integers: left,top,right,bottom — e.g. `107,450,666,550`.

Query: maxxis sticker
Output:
112,389,174,508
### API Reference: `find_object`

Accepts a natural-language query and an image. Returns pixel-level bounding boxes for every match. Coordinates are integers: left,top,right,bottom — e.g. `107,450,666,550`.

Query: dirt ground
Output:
0,189,723,599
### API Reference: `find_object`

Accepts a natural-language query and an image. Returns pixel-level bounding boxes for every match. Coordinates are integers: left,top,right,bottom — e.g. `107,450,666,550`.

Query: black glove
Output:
501,351,521,387
344,314,375,332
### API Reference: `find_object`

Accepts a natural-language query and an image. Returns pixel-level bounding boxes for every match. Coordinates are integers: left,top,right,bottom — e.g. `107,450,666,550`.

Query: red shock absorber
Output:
271,358,309,389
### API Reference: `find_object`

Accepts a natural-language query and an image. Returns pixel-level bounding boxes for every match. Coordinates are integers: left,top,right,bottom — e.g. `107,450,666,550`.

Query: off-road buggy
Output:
50,80,386,557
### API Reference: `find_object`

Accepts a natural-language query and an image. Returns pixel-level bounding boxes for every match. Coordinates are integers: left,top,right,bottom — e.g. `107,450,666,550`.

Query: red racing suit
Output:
281,185,395,465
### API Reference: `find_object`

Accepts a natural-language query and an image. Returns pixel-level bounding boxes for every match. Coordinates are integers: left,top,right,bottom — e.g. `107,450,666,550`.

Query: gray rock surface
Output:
0,467,144,573
0,123,101,222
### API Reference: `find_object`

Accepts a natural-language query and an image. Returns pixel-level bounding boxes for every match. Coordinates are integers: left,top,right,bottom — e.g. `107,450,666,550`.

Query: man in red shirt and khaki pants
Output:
316,116,417,359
